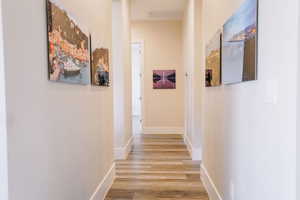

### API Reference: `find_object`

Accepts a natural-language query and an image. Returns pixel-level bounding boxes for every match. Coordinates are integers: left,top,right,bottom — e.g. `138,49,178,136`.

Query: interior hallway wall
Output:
297,64,300,198
2,0,114,199
297,3,300,198
201,0,298,199
112,0,132,159
182,0,203,160
0,0,8,199
131,21,184,134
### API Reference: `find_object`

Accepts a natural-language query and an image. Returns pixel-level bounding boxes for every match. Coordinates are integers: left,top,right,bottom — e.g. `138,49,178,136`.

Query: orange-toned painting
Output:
47,0,90,85
91,48,110,87
206,30,222,87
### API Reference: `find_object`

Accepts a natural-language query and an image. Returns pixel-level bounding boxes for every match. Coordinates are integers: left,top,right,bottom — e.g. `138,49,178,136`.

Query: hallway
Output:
0,0,298,199
105,134,209,200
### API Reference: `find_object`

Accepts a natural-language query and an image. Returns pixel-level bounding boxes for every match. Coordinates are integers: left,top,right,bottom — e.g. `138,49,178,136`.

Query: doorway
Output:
131,42,143,135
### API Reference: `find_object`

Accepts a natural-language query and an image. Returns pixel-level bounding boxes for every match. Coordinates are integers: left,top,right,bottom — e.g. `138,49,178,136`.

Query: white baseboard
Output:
184,135,202,160
89,163,115,200
201,165,223,200
184,135,193,157
143,127,184,134
114,136,133,160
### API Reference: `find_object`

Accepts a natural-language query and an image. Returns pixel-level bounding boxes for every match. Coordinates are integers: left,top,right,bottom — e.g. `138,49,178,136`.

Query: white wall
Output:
297,4,300,198
131,20,185,134
183,0,194,147
297,68,300,198
112,0,132,158
182,0,203,160
201,0,298,199
0,0,8,199
2,0,114,199
113,0,125,149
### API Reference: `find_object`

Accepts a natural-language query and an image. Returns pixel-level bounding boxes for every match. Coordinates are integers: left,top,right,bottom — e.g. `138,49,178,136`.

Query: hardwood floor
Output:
105,134,209,200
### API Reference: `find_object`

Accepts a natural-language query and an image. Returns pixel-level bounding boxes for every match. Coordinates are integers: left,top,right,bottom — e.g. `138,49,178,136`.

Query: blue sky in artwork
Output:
206,30,221,56
223,0,257,41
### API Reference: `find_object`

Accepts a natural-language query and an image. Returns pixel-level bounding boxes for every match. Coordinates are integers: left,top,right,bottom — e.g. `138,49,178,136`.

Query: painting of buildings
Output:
47,0,90,85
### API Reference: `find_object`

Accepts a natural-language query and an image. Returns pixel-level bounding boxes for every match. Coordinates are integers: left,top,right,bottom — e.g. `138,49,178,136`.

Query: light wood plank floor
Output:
105,134,209,200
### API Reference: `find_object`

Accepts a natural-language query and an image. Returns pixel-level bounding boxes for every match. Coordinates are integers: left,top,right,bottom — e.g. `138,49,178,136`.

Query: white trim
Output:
89,163,116,200
143,127,184,135
184,135,202,160
114,136,133,160
0,0,8,199
184,135,193,156
131,41,145,130
200,165,223,200
191,147,202,161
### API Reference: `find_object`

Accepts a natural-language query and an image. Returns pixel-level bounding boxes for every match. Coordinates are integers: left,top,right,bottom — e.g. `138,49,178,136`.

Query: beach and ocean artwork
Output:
206,30,222,87
91,48,110,86
47,0,90,85
222,0,257,84
153,70,176,89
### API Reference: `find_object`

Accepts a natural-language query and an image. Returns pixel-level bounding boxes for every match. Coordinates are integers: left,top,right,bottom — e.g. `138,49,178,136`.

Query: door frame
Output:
131,41,145,133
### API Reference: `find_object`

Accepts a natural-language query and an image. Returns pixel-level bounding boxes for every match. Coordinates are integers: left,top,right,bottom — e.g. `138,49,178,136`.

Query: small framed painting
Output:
206,30,222,87
91,46,110,87
153,70,176,89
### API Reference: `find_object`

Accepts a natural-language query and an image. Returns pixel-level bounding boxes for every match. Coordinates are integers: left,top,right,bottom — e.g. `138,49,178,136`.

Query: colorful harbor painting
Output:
153,70,176,89
47,0,90,85
206,30,222,87
91,48,110,87
222,0,258,84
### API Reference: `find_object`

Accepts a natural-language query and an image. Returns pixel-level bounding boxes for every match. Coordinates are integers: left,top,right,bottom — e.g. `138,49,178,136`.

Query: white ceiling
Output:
131,0,187,21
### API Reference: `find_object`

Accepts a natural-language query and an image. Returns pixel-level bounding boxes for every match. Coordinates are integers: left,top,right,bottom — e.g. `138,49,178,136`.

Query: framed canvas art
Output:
46,0,90,85
206,30,222,87
153,70,176,89
222,0,258,84
91,46,110,87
